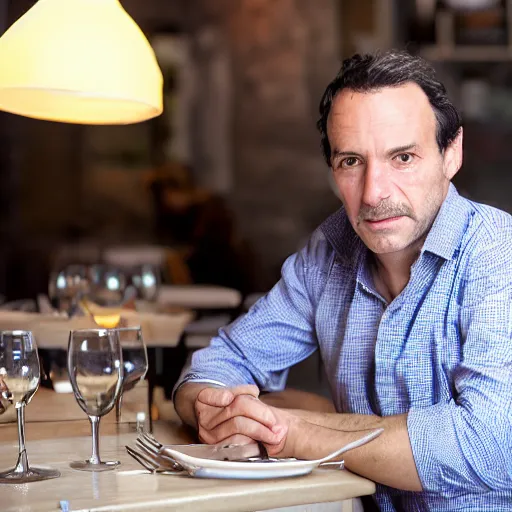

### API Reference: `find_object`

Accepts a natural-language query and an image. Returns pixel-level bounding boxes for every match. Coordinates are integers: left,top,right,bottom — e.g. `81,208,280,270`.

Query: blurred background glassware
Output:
0,330,61,483
87,264,127,308
130,264,160,303
115,326,148,422
48,264,89,316
67,328,123,471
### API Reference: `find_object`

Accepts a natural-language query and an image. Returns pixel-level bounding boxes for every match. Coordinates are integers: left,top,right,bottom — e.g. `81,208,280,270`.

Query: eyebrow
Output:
385,143,418,157
331,143,419,161
330,149,363,163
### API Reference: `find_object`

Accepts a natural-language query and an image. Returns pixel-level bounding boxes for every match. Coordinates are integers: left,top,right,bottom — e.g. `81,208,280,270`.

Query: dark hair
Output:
317,50,462,166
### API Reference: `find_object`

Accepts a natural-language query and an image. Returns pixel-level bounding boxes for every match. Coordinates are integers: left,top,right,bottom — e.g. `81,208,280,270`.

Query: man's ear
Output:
443,128,463,180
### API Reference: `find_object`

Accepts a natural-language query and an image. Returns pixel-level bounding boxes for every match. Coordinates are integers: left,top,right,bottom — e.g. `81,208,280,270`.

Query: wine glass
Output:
48,264,89,316
87,264,127,307
0,330,60,483
130,264,160,302
115,327,148,422
67,328,123,471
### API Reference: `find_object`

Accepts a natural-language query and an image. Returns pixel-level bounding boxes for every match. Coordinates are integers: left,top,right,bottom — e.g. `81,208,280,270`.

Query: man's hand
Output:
195,384,292,453
175,385,421,489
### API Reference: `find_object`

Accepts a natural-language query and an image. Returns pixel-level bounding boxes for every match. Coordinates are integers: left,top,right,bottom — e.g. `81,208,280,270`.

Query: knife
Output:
160,442,267,461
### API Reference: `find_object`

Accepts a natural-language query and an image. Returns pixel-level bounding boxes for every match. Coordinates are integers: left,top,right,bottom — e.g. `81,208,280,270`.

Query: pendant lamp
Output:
0,0,163,124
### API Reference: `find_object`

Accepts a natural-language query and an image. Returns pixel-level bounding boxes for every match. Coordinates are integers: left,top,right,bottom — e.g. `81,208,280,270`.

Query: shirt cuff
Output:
171,376,227,401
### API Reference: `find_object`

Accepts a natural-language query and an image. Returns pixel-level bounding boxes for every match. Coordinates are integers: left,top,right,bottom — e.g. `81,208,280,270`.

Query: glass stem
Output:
115,391,123,423
14,404,30,474
88,415,101,465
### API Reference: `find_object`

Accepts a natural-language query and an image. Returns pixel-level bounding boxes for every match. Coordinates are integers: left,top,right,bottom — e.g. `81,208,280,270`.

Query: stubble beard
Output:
355,188,444,255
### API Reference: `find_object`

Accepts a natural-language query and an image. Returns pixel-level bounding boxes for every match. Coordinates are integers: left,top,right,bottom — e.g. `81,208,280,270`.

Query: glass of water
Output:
0,330,61,483
115,327,148,422
67,328,123,471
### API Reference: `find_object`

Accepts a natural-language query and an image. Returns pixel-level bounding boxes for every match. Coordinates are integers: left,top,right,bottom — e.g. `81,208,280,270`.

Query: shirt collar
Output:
321,206,365,268
421,183,473,260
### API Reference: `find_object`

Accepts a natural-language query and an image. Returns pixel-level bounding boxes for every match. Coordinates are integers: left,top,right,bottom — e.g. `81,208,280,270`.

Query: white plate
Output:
162,428,384,480
162,447,323,479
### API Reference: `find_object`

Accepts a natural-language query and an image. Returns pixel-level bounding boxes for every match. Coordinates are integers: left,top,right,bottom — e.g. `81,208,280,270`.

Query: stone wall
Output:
196,0,342,289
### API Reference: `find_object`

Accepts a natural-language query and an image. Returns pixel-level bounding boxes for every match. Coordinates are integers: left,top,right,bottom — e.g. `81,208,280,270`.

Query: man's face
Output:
327,83,462,256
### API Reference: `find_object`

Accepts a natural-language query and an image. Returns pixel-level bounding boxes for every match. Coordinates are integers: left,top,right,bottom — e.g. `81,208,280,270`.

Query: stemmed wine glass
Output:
67,328,123,471
0,330,61,483
130,264,160,302
87,264,127,307
48,264,89,316
115,327,148,422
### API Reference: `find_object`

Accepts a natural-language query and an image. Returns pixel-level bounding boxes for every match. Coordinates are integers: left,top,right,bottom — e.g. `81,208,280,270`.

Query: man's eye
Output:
395,153,413,164
341,157,359,168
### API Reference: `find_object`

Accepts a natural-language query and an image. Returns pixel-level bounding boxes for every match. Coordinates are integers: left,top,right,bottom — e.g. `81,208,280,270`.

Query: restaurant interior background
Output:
0,0,511,398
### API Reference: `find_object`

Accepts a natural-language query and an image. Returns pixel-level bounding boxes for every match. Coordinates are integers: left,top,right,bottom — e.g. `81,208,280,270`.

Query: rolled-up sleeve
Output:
408,229,512,495
174,230,332,394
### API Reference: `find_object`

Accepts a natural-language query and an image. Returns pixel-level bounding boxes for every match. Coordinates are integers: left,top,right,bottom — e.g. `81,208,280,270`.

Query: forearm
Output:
288,408,383,430
288,411,421,492
260,389,335,413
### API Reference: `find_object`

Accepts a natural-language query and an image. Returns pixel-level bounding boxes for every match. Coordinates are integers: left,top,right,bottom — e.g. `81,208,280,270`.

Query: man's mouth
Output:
363,216,404,228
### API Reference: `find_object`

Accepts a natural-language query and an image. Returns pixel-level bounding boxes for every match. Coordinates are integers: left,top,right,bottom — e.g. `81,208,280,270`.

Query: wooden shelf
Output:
420,44,512,61
419,2,512,62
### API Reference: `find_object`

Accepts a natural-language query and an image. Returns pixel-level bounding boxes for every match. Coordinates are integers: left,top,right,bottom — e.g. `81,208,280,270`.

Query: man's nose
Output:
361,160,391,207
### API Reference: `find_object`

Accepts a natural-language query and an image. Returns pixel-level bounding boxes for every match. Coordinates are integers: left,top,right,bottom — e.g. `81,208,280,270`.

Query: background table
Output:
0,309,194,348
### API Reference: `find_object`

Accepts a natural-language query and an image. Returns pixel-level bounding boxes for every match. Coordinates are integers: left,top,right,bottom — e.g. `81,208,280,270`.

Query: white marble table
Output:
0,424,375,511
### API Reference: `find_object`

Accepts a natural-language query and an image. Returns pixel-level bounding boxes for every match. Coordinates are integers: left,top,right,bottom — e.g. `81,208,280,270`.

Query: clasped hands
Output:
194,384,298,457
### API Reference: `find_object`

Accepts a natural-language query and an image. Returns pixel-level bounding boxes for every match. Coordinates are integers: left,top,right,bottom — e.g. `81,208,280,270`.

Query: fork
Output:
138,432,163,451
135,433,183,471
125,445,184,474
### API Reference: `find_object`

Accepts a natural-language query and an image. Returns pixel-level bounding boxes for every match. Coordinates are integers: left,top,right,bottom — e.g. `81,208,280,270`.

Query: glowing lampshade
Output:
0,0,163,124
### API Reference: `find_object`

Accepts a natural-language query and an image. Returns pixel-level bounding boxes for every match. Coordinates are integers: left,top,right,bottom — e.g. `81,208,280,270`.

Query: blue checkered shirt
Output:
176,184,512,511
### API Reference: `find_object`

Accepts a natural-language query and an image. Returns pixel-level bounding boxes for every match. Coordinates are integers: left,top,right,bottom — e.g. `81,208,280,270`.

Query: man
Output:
174,51,512,511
